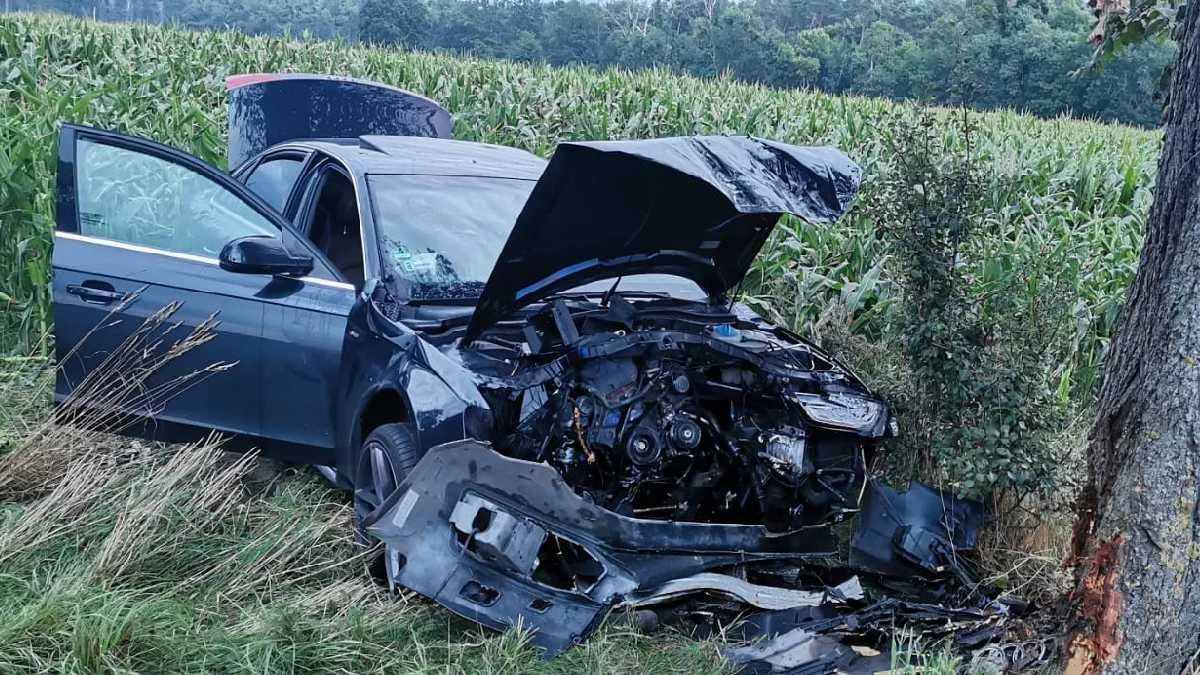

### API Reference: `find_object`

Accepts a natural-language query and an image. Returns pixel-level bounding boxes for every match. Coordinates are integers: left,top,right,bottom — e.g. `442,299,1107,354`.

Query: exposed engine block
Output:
494,350,867,531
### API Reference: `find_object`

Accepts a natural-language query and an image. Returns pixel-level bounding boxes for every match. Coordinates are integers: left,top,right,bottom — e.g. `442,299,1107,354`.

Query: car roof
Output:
295,135,547,180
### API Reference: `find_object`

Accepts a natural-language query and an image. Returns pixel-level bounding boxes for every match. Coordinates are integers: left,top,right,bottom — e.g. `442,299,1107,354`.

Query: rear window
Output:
244,156,304,211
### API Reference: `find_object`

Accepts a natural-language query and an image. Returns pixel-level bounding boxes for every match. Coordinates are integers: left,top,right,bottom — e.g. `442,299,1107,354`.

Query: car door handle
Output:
67,282,127,305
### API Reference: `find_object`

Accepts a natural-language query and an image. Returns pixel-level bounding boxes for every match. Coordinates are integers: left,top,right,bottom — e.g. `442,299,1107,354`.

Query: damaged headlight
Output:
790,392,886,435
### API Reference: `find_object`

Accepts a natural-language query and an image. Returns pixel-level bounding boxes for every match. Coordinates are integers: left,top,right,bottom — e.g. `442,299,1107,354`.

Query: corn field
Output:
0,12,1160,403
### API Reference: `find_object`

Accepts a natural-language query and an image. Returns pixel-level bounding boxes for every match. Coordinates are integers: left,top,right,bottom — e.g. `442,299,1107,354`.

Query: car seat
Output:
311,175,364,286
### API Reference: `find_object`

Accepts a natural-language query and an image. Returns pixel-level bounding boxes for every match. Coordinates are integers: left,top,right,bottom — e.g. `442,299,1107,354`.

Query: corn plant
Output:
0,12,1161,405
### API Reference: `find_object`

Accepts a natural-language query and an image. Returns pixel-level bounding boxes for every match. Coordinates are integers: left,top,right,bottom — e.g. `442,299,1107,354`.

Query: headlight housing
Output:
790,391,887,437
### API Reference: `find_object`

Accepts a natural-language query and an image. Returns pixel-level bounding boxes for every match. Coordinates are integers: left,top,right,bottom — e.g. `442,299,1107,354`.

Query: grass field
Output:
0,343,741,673
0,10,1163,673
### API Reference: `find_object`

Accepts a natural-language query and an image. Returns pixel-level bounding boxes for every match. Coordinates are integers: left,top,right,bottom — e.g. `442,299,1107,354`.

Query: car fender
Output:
335,290,491,479
403,336,491,449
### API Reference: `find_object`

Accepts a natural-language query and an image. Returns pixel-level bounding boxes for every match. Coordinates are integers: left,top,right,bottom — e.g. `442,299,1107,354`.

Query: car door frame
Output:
238,147,369,287
231,145,315,217
54,123,352,463
238,147,383,461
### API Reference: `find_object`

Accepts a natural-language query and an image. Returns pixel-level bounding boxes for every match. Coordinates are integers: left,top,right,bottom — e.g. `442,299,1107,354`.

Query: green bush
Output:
868,111,1071,496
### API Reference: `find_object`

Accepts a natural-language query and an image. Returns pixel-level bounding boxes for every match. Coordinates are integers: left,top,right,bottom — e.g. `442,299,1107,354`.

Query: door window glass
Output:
76,138,278,258
244,156,304,211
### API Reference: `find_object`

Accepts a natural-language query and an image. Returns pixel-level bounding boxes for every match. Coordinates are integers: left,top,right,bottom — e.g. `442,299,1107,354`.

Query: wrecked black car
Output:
53,76,1029,668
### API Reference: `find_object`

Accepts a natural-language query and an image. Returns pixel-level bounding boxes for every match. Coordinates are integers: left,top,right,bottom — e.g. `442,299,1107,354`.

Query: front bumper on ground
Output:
363,440,838,655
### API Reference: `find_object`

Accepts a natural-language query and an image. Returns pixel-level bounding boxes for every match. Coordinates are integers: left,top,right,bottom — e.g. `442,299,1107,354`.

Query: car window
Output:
244,156,304,211
303,169,364,285
76,138,278,258
368,174,534,300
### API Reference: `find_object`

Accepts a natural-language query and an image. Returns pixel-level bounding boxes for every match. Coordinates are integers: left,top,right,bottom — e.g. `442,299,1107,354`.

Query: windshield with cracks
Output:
368,174,535,301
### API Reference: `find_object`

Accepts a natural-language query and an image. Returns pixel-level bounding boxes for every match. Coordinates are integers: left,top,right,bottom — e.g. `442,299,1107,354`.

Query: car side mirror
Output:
219,235,313,277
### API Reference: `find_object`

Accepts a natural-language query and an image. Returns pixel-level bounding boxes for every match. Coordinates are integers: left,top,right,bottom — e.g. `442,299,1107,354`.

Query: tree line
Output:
9,0,1175,127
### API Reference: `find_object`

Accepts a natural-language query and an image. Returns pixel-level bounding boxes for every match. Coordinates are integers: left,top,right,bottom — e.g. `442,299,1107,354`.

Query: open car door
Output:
52,124,355,464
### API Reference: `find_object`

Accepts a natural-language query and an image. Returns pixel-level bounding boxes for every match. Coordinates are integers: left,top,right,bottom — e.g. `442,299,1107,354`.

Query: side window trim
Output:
53,231,354,291
291,157,368,287
295,159,353,237
231,148,308,180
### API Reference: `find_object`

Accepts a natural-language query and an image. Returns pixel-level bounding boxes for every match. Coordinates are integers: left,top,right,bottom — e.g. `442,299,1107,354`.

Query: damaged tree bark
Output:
1068,5,1200,673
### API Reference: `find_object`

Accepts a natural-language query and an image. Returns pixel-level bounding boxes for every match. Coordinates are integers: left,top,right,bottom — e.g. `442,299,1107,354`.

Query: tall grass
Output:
0,412,729,673
0,12,1159,403
0,299,727,674
0,296,235,500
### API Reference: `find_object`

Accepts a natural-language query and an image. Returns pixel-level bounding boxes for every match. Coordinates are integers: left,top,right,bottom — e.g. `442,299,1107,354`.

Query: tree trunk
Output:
1068,4,1200,673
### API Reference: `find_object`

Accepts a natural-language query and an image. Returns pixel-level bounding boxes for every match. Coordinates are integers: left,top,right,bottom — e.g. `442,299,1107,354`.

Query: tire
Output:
354,422,420,547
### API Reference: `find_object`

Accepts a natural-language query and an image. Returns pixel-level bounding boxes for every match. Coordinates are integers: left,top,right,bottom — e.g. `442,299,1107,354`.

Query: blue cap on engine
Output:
712,323,739,338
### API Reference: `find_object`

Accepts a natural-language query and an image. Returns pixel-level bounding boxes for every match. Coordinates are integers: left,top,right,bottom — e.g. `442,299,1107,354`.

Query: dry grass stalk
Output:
226,578,411,637
974,419,1085,606
976,491,1075,607
0,297,234,500
0,450,125,565
173,488,360,599
89,434,250,581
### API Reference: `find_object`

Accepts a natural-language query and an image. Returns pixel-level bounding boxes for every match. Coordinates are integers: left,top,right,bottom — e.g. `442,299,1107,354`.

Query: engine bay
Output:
457,293,891,531
375,290,1026,670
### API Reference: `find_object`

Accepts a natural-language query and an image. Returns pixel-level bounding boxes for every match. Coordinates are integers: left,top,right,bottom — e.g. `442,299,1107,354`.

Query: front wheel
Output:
354,422,420,546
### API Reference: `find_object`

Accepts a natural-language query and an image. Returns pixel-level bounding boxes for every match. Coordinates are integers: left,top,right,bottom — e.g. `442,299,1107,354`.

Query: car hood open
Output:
462,135,862,345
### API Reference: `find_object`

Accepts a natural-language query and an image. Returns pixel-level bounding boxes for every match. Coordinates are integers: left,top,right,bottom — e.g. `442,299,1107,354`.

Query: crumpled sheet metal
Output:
365,441,1029,666
850,480,984,582
558,136,862,223
723,628,857,674
364,440,836,655
720,597,1012,675
628,573,864,611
